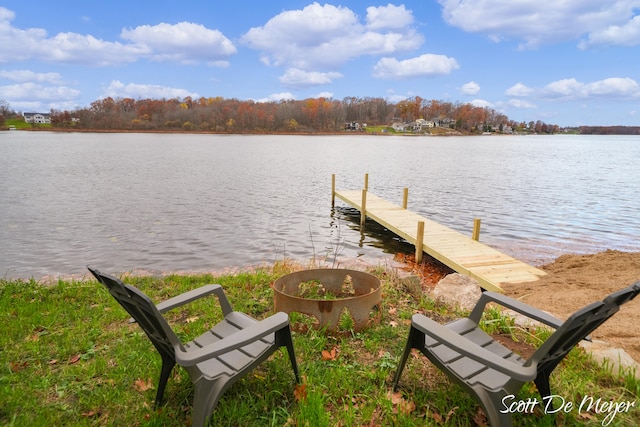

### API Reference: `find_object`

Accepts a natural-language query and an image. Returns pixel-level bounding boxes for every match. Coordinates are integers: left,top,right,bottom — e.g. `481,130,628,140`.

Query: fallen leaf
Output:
389,320,398,327
293,383,307,402
429,410,444,424
577,412,597,422
445,406,459,423
186,316,199,323
69,354,82,364
388,390,415,415
10,361,28,372
388,307,397,315
81,410,96,417
134,378,154,392
48,359,58,365
472,408,489,426
388,391,404,405
321,346,337,361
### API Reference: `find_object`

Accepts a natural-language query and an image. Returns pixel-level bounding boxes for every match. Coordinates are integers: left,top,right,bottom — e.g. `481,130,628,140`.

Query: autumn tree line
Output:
43,96,559,134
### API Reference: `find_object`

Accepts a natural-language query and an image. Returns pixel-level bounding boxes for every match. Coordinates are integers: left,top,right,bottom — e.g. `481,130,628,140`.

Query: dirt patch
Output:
501,250,640,363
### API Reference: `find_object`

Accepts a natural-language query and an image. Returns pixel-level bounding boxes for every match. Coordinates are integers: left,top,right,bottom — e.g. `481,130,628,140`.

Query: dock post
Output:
331,174,336,206
415,221,424,263
472,218,481,241
402,188,408,209
360,189,367,227
364,173,369,191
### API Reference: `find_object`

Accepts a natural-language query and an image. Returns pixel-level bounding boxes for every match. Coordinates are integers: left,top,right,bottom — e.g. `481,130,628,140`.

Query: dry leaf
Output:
398,399,416,415
388,391,415,415
69,354,82,364
445,406,459,424
472,407,489,426
321,346,337,361
389,320,398,327
293,383,307,402
10,361,28,372
48,359,58,365
577,412,597,422
388,307,397,315
390,391,404,404
429,410,444,424
186,316,199,323
81,410,96,417
134,378,154,392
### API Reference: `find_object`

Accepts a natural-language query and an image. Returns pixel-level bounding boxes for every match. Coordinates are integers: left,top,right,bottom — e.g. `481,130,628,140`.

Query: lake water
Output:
1,131,639,279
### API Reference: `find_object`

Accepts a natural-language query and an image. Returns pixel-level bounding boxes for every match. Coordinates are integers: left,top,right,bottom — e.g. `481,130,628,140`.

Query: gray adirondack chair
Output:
88,267,300,427
392,281,640,427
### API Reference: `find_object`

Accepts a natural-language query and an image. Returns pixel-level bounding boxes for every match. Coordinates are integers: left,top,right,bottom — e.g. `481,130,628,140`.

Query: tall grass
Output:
1,263,638,426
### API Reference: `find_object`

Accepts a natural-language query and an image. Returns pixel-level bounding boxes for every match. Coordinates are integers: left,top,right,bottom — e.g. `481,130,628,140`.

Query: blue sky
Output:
1,1,639,127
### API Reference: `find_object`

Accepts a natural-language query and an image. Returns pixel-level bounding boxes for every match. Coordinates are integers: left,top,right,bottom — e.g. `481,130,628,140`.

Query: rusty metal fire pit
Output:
272,269,382,331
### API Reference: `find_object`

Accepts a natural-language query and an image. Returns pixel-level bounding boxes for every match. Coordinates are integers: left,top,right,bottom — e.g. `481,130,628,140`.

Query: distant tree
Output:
0,99,14,117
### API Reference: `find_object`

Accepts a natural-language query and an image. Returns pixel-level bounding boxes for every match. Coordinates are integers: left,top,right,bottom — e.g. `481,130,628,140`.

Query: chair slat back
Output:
532,282,640,371
88,267,178,360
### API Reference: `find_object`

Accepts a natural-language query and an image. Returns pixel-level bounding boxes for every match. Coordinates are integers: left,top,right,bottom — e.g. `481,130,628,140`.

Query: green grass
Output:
2,263,639,426
4,118,51,129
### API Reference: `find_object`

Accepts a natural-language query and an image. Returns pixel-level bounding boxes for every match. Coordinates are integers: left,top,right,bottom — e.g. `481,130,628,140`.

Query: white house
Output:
23,113,51,124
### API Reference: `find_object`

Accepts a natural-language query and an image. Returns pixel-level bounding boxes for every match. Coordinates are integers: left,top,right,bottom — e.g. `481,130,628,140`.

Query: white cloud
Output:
366,4,414,30
470,99,493,108
508,99,537,109
506,82,534,97
584,77,640,97
437,0,640,49
511,77,640,100
241,2,423,70
460,81,480,95
579,15,640,49
255,92,296,103
0,69,64,84
120,22,236,64
316,91,334,99
0,82,80,113
0,82,80,100
279,68,343,88
101,80,199,100
372,54,459,79
0,7,234,66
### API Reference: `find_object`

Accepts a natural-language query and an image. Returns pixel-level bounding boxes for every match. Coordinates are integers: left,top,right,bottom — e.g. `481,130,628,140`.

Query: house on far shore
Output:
23,112,51,124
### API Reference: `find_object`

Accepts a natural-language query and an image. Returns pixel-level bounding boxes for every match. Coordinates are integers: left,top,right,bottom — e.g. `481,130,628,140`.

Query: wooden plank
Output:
334,189,546,292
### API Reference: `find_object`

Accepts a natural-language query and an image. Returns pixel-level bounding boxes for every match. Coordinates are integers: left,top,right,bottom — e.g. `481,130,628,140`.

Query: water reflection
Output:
331,206,431,256
1,132,639,279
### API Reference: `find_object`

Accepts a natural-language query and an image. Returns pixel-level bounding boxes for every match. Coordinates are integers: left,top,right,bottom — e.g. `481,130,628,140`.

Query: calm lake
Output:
1,131,639,279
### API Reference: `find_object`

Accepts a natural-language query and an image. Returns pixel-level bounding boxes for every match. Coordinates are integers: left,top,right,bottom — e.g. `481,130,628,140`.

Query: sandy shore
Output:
500,250,640,363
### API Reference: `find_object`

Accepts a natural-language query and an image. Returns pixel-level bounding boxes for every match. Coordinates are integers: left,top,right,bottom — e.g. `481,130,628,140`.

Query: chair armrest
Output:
412,314,537,382
130,284,234,323
469,291,564,330
155,284,232,315
174,312,291,366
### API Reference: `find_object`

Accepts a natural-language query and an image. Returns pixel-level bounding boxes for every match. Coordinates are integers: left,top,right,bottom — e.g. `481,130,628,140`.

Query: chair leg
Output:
191,379,225,427
476,391,513,427
276,325,300,383
392,326,421,390
155,356,176,407
534,371,553,410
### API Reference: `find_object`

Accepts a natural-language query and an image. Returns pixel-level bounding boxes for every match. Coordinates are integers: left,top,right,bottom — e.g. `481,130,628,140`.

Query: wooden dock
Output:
332,175,546,292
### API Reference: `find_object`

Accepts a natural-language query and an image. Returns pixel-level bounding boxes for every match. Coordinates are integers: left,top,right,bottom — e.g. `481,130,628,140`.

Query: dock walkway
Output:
332,180,545,292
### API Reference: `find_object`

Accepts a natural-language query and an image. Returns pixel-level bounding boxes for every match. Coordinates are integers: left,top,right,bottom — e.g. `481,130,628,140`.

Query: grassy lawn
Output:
2,262,638,426
3,118,51,130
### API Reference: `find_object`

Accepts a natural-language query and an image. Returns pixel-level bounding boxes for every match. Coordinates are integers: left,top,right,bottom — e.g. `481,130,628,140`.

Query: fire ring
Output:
272,269,382,331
